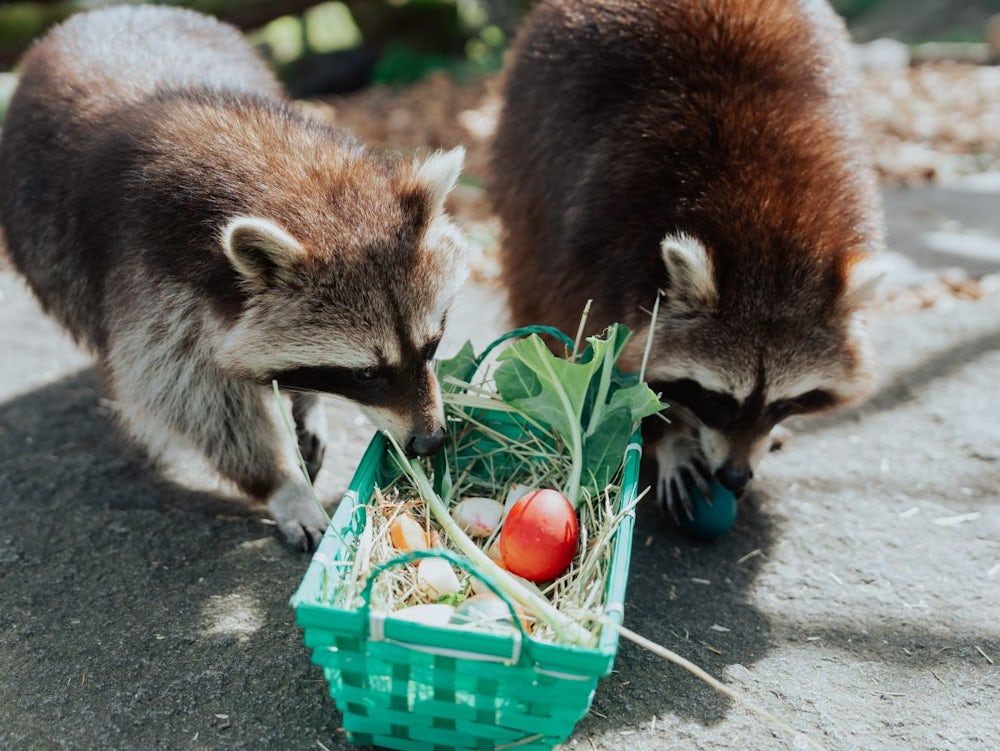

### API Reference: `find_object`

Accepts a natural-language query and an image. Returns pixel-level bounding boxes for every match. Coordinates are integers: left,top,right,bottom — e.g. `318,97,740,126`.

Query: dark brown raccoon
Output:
489,0,884,513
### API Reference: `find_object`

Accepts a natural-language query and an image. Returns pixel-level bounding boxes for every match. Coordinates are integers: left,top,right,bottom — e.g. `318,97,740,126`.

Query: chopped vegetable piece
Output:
388,512,430,553
451,593,528,631
416,557,462,599
452,497,504,538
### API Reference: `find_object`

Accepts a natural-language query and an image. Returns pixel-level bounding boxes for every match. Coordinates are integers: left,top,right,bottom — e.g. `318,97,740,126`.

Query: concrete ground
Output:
1,180,998,751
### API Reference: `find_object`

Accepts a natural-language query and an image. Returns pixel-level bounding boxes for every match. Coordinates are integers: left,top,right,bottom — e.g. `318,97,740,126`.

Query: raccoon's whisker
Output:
273,383,324,396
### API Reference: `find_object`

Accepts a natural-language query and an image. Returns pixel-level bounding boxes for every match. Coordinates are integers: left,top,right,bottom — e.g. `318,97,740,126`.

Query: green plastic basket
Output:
292,329,643,751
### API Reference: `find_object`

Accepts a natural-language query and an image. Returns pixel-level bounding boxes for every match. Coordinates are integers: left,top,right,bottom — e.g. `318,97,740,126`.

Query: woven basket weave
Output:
292,329,642,751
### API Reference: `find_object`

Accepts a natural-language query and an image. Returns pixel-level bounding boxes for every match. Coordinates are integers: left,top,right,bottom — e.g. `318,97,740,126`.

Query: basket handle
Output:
358,548,531,658
473,325,575,368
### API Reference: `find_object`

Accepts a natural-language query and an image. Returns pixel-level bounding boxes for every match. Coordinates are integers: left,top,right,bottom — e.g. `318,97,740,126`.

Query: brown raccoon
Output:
489,0,884,514
0,6,469,550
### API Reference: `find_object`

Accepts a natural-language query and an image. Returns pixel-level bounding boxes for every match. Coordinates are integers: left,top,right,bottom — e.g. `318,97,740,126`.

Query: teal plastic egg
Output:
678,480,738,538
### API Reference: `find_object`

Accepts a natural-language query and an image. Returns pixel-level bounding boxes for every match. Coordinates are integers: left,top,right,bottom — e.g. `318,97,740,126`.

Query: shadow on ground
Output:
0,369,346,750
578,463,784,733
0,368,786,748
801,325,1000,434
4,290,999,750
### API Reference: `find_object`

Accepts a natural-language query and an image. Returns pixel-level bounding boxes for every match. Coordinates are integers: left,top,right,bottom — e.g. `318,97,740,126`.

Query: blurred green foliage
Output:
0,73,16,124
0,0,508,91
830,0,884,20
0,0,993,102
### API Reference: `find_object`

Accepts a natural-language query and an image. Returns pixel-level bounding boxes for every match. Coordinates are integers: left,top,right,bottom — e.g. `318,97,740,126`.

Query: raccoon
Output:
489,0,884,515
0,6,469,550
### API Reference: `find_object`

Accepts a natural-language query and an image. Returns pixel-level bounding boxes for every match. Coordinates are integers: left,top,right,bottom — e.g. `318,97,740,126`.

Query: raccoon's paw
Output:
653,436,713,522
267,481,328,552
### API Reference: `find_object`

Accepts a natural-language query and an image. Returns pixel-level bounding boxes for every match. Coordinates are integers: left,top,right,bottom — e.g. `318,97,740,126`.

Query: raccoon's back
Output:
0,6,284,349
17,5,281,117
490,0,881,336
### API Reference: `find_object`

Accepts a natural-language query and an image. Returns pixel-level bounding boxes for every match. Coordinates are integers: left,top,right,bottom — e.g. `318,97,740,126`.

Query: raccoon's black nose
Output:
405,426,446,457
715,464,753,493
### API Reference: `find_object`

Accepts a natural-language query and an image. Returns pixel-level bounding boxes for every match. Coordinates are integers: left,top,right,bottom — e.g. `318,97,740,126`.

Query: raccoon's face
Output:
215,147,469,457
641,232,882,493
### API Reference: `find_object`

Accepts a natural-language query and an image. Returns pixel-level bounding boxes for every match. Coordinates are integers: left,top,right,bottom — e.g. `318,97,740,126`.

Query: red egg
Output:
499,489,579,582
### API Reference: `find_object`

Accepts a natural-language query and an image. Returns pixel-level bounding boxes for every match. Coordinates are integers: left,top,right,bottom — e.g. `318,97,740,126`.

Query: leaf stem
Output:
533,341,585,508
584,334,616,439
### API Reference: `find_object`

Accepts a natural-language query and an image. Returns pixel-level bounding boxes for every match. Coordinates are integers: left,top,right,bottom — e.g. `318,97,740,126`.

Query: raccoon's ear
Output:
660,233,718,313
222,217,305,287
414,146,465,215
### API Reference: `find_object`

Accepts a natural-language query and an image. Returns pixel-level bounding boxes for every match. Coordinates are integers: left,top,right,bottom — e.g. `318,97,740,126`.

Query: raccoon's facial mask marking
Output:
657,379,739,430
269,364,385,400
659,375,837,494
658,378,837,433
268,334,442,404
765,389,836,423
222,216,305,288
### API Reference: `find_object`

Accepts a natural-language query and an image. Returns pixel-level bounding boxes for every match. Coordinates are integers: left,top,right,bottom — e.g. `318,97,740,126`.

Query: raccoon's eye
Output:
657,378,737,429
692,390,736,428
353,366,382,383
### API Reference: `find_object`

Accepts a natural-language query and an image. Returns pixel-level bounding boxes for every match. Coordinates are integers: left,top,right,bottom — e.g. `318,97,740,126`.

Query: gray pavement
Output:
1,180,999,750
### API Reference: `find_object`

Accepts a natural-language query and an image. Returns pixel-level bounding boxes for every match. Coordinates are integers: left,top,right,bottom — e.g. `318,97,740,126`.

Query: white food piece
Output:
390,603,456,627
452,497,505,538
416,557,462,599
452,594,515,629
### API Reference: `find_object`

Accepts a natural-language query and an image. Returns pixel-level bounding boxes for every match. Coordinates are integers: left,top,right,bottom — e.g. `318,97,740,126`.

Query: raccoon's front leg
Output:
189,396,327,552
652,425,713,521
290,392,328,484
107,341,327,550
199,393,327,551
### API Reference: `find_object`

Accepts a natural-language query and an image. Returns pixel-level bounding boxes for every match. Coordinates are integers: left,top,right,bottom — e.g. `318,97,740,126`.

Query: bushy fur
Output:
490,0,884,513
0,6,468,549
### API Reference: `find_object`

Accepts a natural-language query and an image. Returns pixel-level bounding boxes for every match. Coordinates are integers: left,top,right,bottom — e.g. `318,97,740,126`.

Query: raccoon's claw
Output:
268,481,328,553
297,429,326,484
654,439,713,523
277,520,324,553
659,463,712,522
